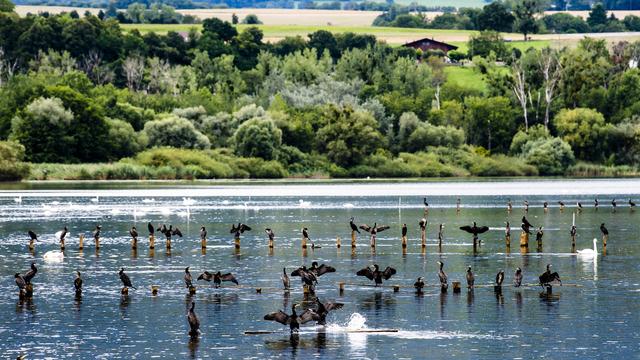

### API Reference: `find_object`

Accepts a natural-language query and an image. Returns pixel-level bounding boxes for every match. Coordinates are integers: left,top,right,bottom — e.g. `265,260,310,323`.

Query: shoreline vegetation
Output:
2,1,640,182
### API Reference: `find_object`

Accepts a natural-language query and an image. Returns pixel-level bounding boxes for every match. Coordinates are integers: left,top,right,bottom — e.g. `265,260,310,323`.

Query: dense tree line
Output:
1,5,640,180
374,2,640,36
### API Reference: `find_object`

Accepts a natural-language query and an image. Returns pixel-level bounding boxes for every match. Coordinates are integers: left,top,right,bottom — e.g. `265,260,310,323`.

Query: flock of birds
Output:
10,195,634,340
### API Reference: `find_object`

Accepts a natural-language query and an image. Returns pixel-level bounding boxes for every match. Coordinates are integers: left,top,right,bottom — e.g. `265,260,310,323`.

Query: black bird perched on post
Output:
495,270,504,286
28,230,38,242
184,267,193,288
58,226,68,242
302,227,310,239
197,271,238,288
595,198,599,208
423,197,429,207
360,223,390,246
282,268,290,290
507,198,512,212
514,267,523,287
15,273,26,292
200,226,207,240
460,222,489,236
505,221,511,237
524,200,529,212
521,216,533,234
309,262,336,277
558,201,565,209
539,264,562,288
570,225,577,237
230,223,251,238
543,201,548,211
265,228,275,241
356,264,396,286
349,217,360,233
437,261,448,290
74,271,83,293
577,202,583,210
466,266,475,289
630,199,636,208
414,277,425,293
600,223,608,236
23,263,37,284
612,199,617,210
264,303,316,333
119,268,136,290
402,224,407,237
93,225,101,241
129,227,138,241
187,302,199,337
147,222,155,236
536,227,544,242
419,218,427,230
313,298,344,325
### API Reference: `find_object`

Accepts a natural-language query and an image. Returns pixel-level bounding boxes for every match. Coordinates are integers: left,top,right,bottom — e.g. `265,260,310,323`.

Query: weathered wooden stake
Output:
131,237,137,250
505,233,511,248
339,281,345,295
301,236,308,249
165,238,171,250
60,239,65,251
201,238,207,249
151,285,159,296
189,286,196,295
473,234,478,254
94,236,100,250
452,281,461,294
336,236,341,248
78,234,84,250
29,239,35,252
393,285,400,293
420,228,426,248
149,235,155,249
401,235,407,249
235,237,240,250
438,224,444,250
121,287,129,295
351,231,356,248
519,231,529,248
370,235,376,248
571,234,576,253
602,234,608,254
303,284,310,295
25,284,34,298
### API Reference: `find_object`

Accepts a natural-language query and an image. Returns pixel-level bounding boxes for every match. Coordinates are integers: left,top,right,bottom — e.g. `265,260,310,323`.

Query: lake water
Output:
1,179,640,359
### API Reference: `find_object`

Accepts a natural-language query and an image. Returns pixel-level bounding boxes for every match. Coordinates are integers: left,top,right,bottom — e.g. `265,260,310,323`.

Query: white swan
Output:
298,199,311,208
90,196,99,203
183,197,196,206
577,238,598,257
142,198,155,204
43,250,64,263
14,195,22,204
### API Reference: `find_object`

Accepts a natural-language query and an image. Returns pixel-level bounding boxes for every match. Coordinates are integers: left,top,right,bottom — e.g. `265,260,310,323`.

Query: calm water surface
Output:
1,180,640,359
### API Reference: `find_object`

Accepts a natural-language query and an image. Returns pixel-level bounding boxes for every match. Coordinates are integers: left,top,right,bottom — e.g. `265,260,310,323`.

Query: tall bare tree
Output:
511,57,530,131
0,48,17,87
539,48,562,128
428,56,446,110
122,55,145,91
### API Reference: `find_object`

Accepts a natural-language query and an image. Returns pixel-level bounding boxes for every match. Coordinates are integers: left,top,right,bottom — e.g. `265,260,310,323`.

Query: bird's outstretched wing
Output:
240,224,252,232
147,222,154,235
356,267,374,280
264,311,290,325
323,301,344,311
299,309,320,324
359,224,372,233
28,230,38,240
220,273,238,285
172,227,183,237
376,225,390,232
197,271,212,281
522,216,533,228
230,224,238,234
315,264,336,277
382,267,396,280
476,226,489,234
290,267,304,277
459,225,474,233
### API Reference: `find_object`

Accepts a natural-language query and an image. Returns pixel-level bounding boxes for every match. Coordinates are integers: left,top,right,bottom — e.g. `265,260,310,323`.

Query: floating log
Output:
78,234,84,250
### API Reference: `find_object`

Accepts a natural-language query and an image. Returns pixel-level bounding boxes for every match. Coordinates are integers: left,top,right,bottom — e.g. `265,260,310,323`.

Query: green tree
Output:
142,115,211,150
316,106,385,167
587,3,608,29
0,0,14,12
467,31,509,59
241,14,262,24
231,13,238,24
463,96,516,153
106,118,143,159
514,0,543,41
521,137,575,175
308,30,338,59
477,1,515,32
233,117,282,160
0,141,30,181
553,108,611,161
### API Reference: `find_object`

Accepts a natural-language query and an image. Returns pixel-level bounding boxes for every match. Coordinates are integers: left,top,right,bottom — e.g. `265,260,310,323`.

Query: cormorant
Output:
507,199,512,211
505,221,511,237
119,268,136,289
466,266,475,289
187,302,200,337
282,268,290,290
495,270,504,286
230,223,251,238
600,223,608,236
302,227,310,239
309,262,336,277
539,264,562,288
524,200,529,211
129,227,138,241
184,267,193,288
291,266,318,290
402,224,407,237
197,271,238,288
577,202,583,210
594,198,599,208
437,261,448,290
414,277,425,293
349,217,360,233
93,225,101,241
558,201,565,208
23,263,37,284
265,228,275,241
147,222,155,236
356,264,396,286
514,267,522,287
313,298,344,325
419,218,427,230
570,225,577,238
59,226,68,242
521,216,533,234
200,226,207,240
28,230,38,242
460,222,489,236
423,197,429,207
612,199,617,210
536,227,544,242
15,273,26,292
264,303,317,333
74,271,83,293
630,199,636,208
543,201,548,210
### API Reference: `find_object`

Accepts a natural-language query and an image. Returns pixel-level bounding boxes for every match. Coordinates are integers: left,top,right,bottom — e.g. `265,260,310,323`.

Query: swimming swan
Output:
577,238,598,257
43,250,64,262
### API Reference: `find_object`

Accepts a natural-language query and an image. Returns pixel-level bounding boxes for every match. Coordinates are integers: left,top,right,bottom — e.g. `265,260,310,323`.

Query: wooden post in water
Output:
519,231,529,255
151,285,159,296
452,281,461,294
336,236,341,248
301,236,308,249
201,237,207,250
536,227,544,252
473,234,479,254
189,286,196,295
339,282,345,295
25,284,34,298
420,227,426,249
437,224,444,251
235,237,240,250
456,198,461,213
602,234,608,255
351,231,356,249
570,213,576,253
131,237,137,250
121,287,129,296
94,235,100,250
401,235,407,249
29,239,35,252
149,235,155,250
369,234,376,248
60,238,65,251
393,285,400,293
